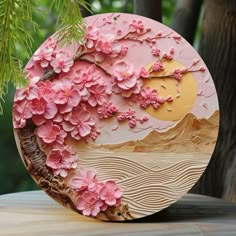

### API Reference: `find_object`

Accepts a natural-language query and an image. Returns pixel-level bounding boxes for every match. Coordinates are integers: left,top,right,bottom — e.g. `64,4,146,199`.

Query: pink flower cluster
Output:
70,168,122,216
137,87,165,109
112,61,143,98
32,37,74,73
171,67,188,81
13,63,113,176
117,108,149,129
84,25,127,63
97,101,118,119
46,146,78,177
129,20,145,34
150,61,164,72
63,107,96,140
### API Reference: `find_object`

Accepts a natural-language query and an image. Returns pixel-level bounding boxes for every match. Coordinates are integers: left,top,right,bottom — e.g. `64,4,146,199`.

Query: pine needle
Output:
0,0,38,114
50,0,90,45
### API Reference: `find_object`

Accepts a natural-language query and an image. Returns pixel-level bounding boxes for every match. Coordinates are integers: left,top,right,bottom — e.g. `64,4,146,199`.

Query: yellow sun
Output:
144,60,197,121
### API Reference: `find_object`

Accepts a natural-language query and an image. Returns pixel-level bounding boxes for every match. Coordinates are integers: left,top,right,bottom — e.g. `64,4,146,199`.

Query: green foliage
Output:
50,0,90,45
162,0,176,26
0,0,38,114
92,0,133,13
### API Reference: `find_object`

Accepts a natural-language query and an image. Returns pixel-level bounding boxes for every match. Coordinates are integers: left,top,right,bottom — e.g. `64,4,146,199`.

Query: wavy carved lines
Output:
77,150,209,218
79,155,151,173
121,164,206,215
79,155,153,182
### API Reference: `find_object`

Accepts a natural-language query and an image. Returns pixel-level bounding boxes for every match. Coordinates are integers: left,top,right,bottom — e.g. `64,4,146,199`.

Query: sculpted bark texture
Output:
171,0,203,45
134,0,162,22
191,0,236,202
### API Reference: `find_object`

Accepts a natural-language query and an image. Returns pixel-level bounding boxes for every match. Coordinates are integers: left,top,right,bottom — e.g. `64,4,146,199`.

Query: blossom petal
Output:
79,124,91,137
44,101,58,119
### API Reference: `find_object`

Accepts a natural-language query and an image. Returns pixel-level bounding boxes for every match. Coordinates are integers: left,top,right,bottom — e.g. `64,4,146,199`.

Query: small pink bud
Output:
199,66,206,72
192,59,200,65
117,30,122,36
170,47,175,54
166,96,173,102
129,119,137,129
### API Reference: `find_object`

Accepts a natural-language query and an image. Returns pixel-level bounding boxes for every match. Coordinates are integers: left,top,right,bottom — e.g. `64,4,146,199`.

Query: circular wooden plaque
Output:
13,13,219,221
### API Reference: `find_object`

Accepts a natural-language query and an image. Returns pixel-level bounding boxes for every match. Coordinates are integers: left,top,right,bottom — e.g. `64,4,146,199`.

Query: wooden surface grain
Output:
0,191,236,236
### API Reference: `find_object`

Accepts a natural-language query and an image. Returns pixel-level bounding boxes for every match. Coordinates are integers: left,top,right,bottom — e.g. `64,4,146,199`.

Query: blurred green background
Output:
0,0,203,194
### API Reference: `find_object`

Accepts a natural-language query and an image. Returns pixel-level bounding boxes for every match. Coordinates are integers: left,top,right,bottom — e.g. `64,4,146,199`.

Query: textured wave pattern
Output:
78,151,209,218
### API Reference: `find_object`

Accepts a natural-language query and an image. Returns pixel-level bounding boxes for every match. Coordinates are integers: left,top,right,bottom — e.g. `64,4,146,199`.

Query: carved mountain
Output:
95,111,219,154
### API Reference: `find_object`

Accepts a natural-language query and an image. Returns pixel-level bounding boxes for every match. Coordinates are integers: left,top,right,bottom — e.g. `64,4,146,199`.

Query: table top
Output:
0,191,236,236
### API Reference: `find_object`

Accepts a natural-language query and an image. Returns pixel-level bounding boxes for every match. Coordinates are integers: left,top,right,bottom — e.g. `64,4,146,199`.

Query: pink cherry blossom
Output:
96,34,114,54
95,34,122,63
46,146,78,177
138,87,161,109
88,84,108,107
38,81,55,100
70,168,97,192
75,191,103,216
151,61,164,72
97,101,118,119
172,68,183,81
37,120,61,143
33,47,53,68
73,65,100,89
63,107,95,140
50,51,74,73
44,37,56,49
30,96,58,120
14,78,39,102
31,101,57,126
14,89,28,102
29,97,47,115
119,79,143,98
13,100,32,128
99,180,122,206
129,20,144,34
54,77,81,113
139,67,150,79
151,47,160,57
47,128,67,147
85,25,99,49
113,61,138,90
117,108,136,122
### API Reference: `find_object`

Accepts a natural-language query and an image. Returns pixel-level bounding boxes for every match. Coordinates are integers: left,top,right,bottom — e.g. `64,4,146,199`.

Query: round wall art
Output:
13,13,219,221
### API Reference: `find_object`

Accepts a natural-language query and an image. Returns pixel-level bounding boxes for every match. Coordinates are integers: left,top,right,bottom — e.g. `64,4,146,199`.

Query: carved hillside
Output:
94,111,219,154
